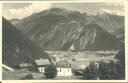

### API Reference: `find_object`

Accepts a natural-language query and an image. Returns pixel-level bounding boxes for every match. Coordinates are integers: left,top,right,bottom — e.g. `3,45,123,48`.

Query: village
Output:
2,50,118,79
28,51,118,77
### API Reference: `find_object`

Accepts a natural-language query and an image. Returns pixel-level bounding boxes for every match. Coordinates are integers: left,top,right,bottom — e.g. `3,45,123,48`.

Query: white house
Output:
56,60,72,76
35,58,50,73
57,68,72,76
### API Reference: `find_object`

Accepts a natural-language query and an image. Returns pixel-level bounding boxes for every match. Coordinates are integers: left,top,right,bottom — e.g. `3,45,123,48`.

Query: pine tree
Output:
44,65,57,79
83,62,99,80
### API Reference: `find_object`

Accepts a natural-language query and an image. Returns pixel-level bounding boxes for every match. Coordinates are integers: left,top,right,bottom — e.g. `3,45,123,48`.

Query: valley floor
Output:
46,51,117,69
3,51,118,80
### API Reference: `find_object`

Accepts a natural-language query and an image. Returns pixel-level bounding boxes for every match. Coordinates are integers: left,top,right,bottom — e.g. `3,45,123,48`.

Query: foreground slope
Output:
2,17,49,68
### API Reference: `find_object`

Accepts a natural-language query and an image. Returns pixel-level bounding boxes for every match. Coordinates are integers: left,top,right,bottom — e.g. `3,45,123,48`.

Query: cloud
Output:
3,3,52,19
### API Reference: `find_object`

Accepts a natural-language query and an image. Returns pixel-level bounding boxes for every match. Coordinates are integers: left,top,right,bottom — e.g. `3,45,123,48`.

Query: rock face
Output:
2,17,49,68
74,24,121,51
14,8,123,51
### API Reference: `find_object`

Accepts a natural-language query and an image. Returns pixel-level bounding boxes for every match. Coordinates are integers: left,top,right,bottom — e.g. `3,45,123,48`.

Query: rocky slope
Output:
74,23,121,51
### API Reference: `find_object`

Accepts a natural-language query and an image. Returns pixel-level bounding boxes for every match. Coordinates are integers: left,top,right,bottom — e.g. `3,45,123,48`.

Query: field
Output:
3,51,118,80
46,51,118,69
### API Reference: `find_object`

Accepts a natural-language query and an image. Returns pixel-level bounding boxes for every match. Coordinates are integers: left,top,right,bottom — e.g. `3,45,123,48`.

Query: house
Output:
35,58,51,73
56,60,72,76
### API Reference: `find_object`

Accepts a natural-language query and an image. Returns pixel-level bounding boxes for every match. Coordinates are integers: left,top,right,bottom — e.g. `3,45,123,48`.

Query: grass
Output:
2,70,82,80
2,70,45,80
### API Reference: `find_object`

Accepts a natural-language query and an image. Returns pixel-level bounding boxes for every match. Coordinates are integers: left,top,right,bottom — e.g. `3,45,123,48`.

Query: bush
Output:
98,60,125,80
116,62,125,79
83,62,99,80
20,73,33,80
44,65,57,79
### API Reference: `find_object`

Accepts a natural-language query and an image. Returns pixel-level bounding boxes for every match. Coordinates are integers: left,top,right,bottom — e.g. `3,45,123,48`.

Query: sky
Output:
2,2,124,20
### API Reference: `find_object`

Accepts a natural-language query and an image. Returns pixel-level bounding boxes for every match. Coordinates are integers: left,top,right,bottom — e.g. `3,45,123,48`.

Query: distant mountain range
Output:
10,8,124,51
85,10,124,33
2,17,49,68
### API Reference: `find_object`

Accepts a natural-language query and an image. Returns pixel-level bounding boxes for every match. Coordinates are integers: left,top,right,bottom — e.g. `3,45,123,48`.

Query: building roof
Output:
56,60,71,68
2,64,14,71
35,59,50,66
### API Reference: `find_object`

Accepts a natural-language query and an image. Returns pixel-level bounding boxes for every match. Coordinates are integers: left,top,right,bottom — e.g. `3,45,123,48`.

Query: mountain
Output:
2,17,49,68
14,8,122,51
84,9,124,33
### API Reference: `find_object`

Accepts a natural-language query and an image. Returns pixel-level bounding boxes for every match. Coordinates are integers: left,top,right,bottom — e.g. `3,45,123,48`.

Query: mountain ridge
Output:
11,8,124,51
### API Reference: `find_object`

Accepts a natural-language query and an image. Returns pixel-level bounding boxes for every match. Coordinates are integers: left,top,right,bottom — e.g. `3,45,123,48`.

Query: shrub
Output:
44,65,57,79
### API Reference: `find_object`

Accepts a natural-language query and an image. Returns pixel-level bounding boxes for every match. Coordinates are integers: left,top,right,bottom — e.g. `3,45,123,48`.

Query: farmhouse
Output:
35,58,51,73
19,63,31,70
56,60,72,76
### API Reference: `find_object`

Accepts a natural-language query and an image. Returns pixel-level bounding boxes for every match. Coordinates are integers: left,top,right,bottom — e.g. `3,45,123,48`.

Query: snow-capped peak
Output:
97,8,124,16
